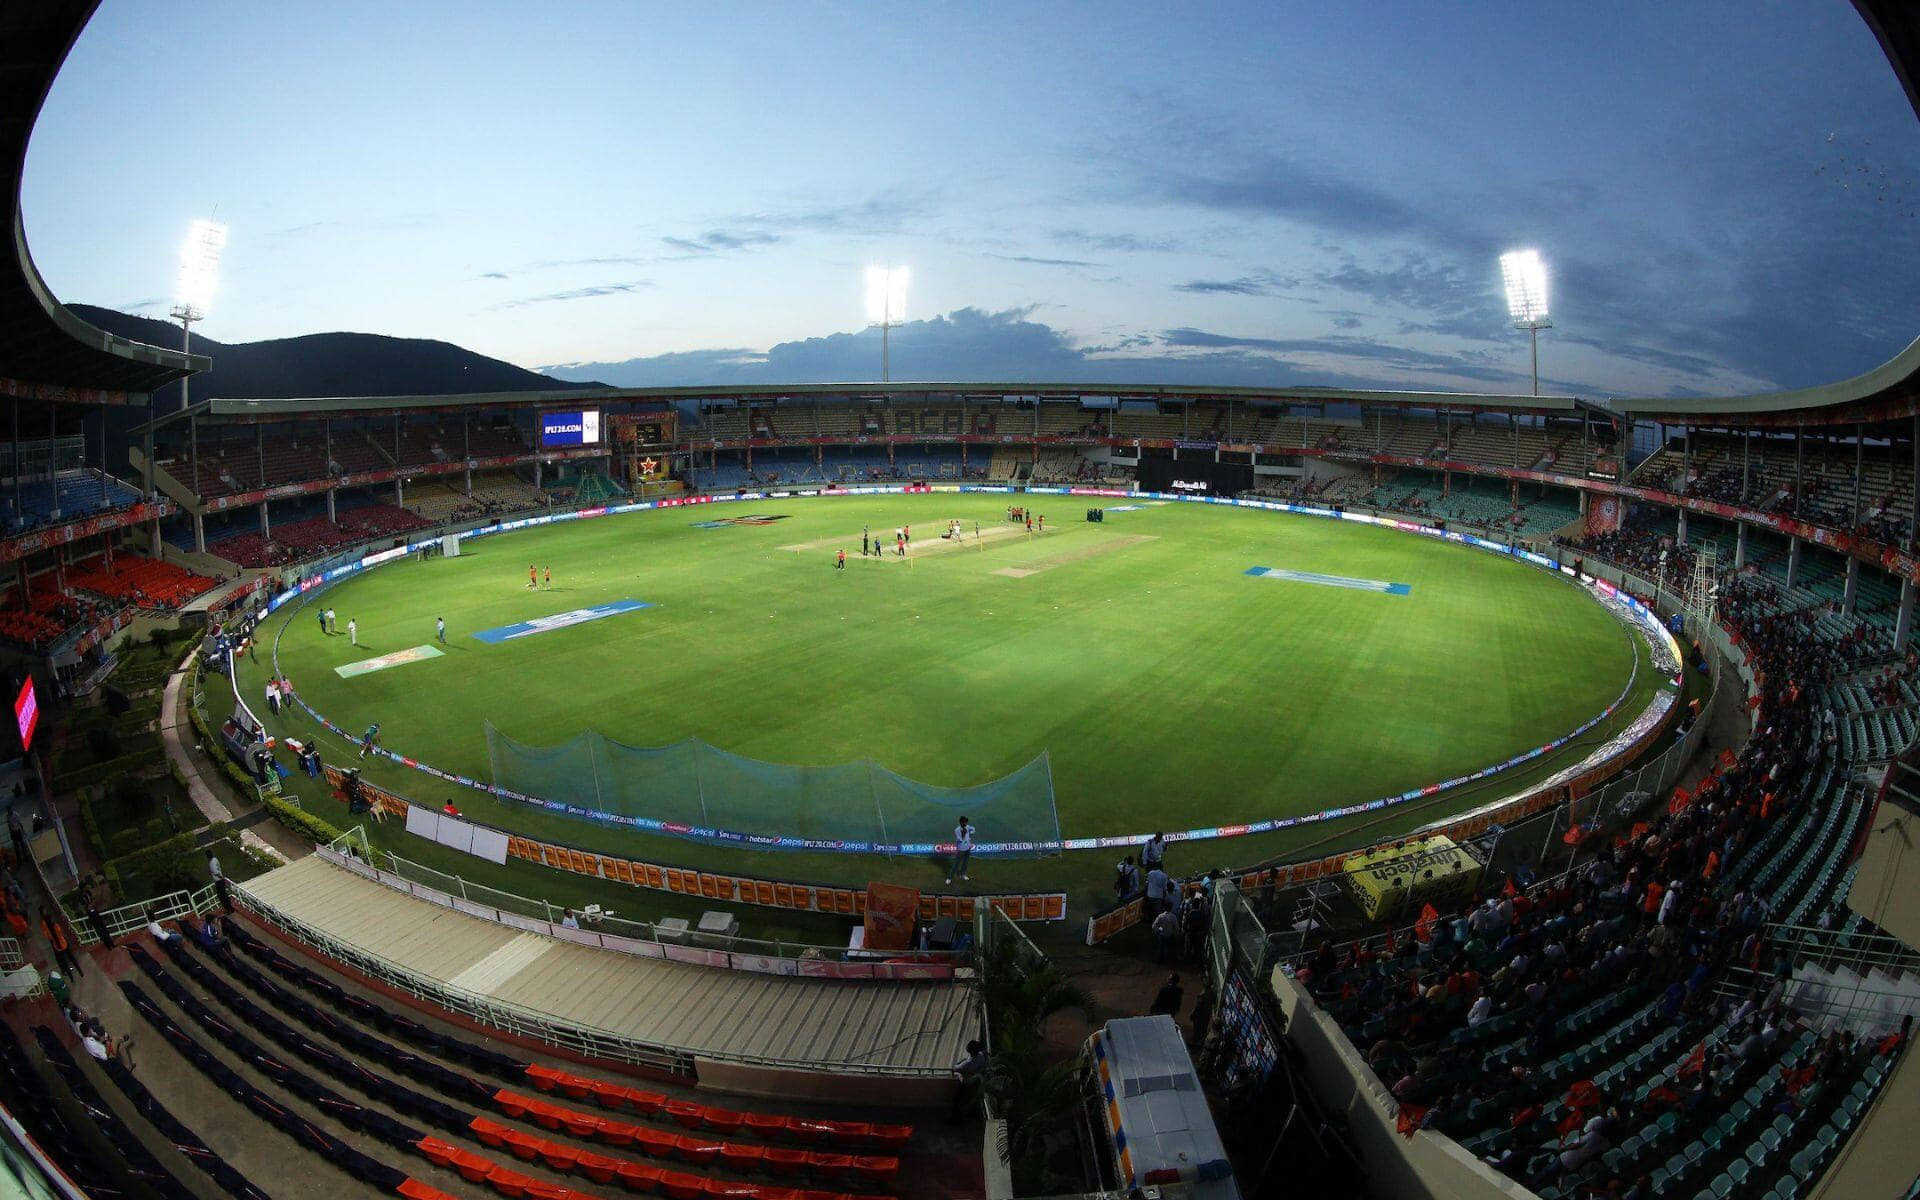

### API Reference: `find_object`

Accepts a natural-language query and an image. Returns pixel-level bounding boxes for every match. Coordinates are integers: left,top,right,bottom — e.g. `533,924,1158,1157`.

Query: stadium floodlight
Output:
1499,249,1551,396
864,265,908,383
171,219,228,410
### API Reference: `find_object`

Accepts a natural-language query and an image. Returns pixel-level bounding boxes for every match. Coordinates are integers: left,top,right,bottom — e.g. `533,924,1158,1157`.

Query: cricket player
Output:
347,617,358,646
436,616,447,643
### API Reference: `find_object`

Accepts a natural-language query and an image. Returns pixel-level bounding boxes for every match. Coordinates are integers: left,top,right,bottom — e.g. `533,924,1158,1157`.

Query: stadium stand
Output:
1291,567,1907,1199
65,551,220,608
0,468,143,533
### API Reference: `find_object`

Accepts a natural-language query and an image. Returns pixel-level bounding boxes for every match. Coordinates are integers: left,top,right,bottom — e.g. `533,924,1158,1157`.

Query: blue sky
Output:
22,1,1920,398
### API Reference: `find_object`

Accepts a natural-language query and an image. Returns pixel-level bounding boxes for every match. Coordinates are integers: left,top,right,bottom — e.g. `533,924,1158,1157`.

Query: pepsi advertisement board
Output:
541,410,601,447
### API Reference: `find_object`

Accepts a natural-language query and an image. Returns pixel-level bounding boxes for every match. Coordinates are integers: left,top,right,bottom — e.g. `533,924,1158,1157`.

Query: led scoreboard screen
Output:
541,410,602,447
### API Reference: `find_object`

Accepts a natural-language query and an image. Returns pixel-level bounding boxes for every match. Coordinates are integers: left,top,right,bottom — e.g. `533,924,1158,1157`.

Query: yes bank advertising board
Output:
541,410,601,447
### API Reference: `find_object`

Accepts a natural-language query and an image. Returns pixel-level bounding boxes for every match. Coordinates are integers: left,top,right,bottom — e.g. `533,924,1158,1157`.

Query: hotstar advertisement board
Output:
541,410,601,447
1134,453,1254,496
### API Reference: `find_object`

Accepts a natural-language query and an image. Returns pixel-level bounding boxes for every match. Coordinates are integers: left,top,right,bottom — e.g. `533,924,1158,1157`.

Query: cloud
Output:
478,272,509,280
660,229,784,257
493,280,652,310
730,195,929,237
984,253,1101,268
1048,228,1183,254
1332,315,1362,329
544,306,1527,392
528,255,651,270
1174,270,1296,297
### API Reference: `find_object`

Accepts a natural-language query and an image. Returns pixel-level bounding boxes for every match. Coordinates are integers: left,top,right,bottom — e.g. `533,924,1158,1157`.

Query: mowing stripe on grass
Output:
1244,566,1411,595
335,644,444,678
471,599,652,643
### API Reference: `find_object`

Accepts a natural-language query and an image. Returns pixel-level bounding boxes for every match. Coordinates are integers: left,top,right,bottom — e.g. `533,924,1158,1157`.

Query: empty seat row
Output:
30,1024,202,1200
163,934,896,1196
118,974,610,1200
225,920,911,1154
525,1064,911,1149
97,1053,276,1200
190,935,899,1186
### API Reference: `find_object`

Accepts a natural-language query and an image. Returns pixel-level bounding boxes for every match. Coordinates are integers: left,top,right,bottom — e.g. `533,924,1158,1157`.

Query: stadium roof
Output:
0,1,206,399
15,1,1920,427
165,381,1601,426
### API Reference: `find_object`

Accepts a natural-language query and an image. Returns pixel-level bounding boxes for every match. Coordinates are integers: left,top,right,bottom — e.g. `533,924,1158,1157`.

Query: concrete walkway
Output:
157,646,302,865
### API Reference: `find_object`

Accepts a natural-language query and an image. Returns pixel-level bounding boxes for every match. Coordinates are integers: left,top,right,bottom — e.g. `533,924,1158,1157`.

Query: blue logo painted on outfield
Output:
472,599,652,643
1245,566,1411,595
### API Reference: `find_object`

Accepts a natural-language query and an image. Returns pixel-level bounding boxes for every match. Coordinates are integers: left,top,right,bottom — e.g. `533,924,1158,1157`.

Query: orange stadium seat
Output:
762,1149,808,1178
672,1136,721,1167
659,1173,705,1200
615,1160,664,1193
575,1152,620,1184
417,1137,459,1168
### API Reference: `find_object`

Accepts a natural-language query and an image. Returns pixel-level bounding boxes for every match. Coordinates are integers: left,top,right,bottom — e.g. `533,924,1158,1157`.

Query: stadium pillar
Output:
1677,508,1688,546
1734,522,1747,568
1854,425,1865,526
1911,413,1919,547
1842,557,1860,615
326,489,336,523
396,476,404,505
259,500,270,537
1896,579,1916,648
1786,537,1802,589
1578,490,1588,517
193,511,204,554
1741,431,1751,497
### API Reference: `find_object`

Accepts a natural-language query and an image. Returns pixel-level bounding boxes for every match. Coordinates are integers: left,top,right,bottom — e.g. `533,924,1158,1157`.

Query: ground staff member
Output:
947,816,974,885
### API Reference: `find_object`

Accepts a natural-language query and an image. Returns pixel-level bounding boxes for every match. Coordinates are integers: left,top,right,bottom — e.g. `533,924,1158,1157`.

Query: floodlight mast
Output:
1499,249,1551,396
170,220,227,411
864,266,908,383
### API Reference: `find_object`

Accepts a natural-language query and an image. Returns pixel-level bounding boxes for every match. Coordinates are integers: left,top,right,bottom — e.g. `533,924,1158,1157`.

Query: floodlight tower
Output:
171,219,228,410
1500,249,1551,396
864,265,908,383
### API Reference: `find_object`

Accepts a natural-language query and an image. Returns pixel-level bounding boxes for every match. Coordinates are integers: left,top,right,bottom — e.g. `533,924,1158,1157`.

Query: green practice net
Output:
485,724,1062,856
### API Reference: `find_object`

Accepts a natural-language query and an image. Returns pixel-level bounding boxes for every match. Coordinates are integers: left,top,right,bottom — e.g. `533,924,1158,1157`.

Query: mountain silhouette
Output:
70,305,606,406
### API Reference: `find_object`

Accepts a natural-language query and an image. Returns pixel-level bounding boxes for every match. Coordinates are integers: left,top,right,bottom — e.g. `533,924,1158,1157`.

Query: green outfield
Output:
233,493,1657,908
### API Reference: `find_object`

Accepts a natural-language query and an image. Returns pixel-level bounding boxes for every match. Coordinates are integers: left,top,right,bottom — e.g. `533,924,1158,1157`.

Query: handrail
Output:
230,867,962,1078
335,847,962,978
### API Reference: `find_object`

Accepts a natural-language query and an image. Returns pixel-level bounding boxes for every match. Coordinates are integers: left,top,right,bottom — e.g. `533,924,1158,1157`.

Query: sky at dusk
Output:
21,1,1920,400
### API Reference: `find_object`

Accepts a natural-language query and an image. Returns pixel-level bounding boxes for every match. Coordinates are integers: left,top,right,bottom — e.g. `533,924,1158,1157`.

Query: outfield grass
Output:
234,494,1656,910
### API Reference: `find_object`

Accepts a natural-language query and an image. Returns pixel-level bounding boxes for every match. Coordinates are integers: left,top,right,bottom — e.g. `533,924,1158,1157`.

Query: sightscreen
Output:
1134,453,1254,496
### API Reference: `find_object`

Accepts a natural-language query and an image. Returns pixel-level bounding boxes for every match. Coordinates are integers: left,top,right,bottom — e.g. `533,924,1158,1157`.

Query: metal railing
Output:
0,937,24,972
228,871,954,1078
335,847,960,980
67,885,219,948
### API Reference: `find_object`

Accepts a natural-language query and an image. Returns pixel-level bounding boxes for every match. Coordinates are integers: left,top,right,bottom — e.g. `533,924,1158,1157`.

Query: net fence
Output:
486,724,1062,855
